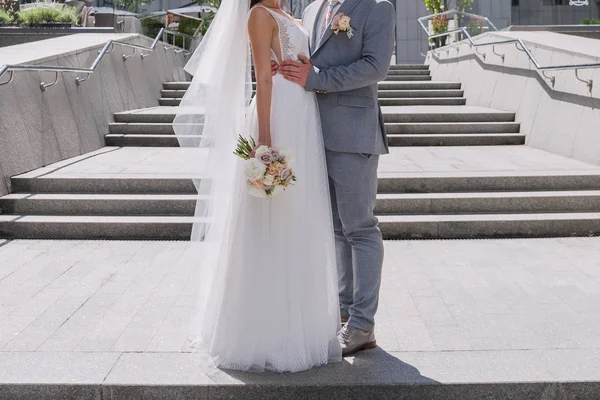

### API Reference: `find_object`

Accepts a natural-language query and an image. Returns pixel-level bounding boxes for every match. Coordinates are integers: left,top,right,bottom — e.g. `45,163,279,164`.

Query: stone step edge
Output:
0,381,597,400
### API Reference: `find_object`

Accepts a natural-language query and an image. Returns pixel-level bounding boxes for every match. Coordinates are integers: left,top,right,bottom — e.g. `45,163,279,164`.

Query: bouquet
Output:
234,136,296,198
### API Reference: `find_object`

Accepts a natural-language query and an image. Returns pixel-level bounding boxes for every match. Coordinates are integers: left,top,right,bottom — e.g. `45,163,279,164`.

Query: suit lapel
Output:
313,0,361,56
311,0,328,54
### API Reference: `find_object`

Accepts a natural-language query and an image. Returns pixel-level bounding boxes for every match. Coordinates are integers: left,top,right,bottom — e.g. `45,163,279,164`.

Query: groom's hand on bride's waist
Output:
279,55,312,87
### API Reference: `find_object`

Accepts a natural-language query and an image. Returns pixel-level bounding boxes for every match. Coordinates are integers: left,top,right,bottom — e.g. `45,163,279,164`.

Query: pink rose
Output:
331,15,341,31
255,146,274,165
278,168,293,185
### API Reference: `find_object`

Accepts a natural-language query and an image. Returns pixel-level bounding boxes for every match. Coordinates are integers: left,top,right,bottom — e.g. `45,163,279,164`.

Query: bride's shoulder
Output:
248,4,272,19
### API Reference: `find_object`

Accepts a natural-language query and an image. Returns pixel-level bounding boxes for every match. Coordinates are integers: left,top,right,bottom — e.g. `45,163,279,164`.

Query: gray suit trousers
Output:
326,150,384,331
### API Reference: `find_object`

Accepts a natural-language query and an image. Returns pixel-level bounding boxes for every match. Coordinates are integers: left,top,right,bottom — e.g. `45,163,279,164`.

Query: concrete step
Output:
0,194,197,216
385,122,521,134
8,188,597,219
388,133,526,146
113,107,511,129
378,90,464,98
5,212,599,240
159,98,181,107
160,89,466,107
378,82,461,90
0,215,195,240
161,89,187,99
163,81,460,92
383,75,432,81
382,107,515,123
105,133,524,150
378,97,467,106
377,172,600,194
15,171,599,197
378,212,600,239
162,82,191,91
389,64,429,70
104,134,201,147
387,69,431,76
109,123,174,135
114,108,177,124
375,190,600,215
11,176,197,195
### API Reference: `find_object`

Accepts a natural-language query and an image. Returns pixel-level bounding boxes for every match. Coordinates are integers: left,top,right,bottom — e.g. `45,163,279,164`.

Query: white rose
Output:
247,183,268,198
245,158,267,181
263,174,275,187
271,185,285,197
338,16,351,30
254,146,271,158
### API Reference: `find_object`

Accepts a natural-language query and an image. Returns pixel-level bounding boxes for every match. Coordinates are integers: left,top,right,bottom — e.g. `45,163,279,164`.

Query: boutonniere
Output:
331,13,354,39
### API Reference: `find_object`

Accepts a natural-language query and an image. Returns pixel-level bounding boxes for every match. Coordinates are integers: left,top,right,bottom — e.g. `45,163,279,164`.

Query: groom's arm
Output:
306,2,396,93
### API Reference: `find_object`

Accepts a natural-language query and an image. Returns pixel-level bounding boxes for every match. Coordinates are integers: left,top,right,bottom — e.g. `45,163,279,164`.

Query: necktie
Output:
320,0,339,39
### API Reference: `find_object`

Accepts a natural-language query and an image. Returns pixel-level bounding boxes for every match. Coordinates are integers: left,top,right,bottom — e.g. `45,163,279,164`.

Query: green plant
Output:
18,4,79,25
115,0,150,14
582,18,600,25
422,0,445,13
0,9,10,24
195,0,221,35
457,0,474,12
432,14,448,33
178,16,201,36
467,16,486,36
141,17,163,38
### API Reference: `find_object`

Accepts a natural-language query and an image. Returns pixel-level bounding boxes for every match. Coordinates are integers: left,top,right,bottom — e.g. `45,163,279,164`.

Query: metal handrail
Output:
419,10,600,93
0,28,169,91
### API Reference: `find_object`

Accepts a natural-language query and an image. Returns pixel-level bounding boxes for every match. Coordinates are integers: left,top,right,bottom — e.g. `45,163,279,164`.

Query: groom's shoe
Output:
338,325,377,357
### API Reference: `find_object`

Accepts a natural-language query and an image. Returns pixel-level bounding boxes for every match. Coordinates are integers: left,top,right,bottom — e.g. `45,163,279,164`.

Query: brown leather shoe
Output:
338,325,377,357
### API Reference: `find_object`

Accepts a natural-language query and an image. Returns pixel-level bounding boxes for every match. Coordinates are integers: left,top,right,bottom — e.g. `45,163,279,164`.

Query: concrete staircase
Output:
4,64,600,240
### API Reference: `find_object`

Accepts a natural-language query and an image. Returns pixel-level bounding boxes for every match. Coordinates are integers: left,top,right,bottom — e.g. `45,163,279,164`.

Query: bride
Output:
173,0,342,372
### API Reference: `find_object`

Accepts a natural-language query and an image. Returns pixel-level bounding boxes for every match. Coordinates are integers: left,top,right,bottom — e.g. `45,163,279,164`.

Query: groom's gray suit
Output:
302,0,396,332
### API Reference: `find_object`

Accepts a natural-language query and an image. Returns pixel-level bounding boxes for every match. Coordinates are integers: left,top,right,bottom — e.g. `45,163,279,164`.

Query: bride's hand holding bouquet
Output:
234,135,296,198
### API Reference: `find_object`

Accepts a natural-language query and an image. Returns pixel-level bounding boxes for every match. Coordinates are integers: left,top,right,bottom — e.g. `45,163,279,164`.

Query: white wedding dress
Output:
188,6,342,373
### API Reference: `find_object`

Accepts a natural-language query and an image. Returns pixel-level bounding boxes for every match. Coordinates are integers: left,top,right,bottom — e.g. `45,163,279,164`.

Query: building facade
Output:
286,0,598,64
512,0,600,25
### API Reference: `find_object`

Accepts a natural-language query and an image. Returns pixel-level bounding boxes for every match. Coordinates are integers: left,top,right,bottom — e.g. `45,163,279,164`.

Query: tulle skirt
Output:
189,75,342,373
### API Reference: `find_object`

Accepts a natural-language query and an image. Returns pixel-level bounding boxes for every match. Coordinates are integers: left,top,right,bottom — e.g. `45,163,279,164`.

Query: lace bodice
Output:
251,5,310,62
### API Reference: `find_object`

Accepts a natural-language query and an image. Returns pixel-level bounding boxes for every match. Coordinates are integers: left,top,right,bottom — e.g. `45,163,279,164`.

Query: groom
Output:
280,0,396,356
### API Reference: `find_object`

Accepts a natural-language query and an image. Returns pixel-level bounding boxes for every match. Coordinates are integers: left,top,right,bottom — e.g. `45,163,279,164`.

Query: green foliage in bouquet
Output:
234,135,257,160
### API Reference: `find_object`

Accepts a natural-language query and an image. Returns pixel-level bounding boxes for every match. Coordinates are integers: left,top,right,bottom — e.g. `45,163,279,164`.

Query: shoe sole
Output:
342,341,377,357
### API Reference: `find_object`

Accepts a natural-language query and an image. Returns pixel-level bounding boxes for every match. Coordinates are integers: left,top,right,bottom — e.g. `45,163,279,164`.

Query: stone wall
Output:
427,30,600,165
0,34,187,196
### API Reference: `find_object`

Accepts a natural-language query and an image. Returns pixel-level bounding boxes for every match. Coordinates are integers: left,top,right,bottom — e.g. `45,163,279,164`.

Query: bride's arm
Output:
248,8,276,148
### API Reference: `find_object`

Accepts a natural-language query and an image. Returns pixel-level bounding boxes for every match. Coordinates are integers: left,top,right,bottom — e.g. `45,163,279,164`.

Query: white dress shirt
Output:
317,0,346,45
313,0,345,75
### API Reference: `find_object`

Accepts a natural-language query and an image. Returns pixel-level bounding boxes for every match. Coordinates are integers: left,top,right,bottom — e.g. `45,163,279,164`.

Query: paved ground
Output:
14,145,600,181
1,237,600,386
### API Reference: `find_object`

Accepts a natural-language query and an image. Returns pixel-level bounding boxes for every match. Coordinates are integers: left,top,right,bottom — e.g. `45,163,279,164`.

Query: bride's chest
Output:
273,16,309,51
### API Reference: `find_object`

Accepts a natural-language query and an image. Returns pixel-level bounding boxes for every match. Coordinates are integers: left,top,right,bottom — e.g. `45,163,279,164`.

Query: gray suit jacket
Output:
303,0,396,155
